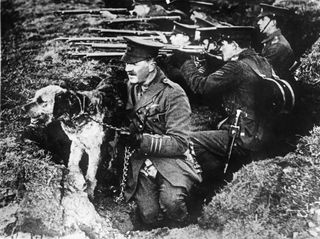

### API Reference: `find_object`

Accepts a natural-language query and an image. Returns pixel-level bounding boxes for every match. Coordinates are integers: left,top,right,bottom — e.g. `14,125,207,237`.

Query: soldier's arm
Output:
263,43,292,66
139,87,191,157
180,59,242,98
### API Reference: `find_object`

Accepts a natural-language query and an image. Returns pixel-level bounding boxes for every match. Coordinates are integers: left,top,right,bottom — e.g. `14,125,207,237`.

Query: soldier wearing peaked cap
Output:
257,3,295,81
170,21,199,46
257,4,299,156
180,27,278,199
119,36,202,228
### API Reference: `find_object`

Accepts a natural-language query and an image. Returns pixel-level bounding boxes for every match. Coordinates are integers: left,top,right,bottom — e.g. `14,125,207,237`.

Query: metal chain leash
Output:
72,112,130,134
69,106,134,203
115,146,135,204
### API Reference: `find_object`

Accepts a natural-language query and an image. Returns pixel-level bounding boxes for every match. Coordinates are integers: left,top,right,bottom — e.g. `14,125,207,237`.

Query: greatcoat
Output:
124,67,202,201
180,49,276,152
261,29,295,80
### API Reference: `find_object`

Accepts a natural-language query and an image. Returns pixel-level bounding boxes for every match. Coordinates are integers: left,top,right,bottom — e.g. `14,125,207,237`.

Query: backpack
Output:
244,62,295,115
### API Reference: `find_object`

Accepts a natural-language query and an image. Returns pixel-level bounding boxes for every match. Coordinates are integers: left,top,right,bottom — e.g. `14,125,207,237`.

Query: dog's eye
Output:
37,97,44,104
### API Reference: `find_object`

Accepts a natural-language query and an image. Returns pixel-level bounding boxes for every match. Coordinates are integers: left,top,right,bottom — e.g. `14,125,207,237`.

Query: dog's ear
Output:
53,91,71,118
53,90,82,119
58,81,69,90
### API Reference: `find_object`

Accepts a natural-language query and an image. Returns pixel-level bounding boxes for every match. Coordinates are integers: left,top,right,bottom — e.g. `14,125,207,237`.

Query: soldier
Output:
157,21,201,102
257,3,295,81
257,4,299,154
170,21,199,47
119,37,202,228
180,27,277,199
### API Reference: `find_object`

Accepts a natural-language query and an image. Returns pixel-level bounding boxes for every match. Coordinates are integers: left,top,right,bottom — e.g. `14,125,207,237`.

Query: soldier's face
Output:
170,33,190,47
125,60,153,84
257,16,272,33
219,41,236,61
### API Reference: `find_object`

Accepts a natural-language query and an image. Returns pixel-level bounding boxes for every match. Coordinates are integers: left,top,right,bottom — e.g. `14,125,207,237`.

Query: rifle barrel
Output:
85,52,124,57
54,8,128,16
68,52,124,58
72,42,94,47
106,16,181,24
91,43,127,49
52,37,72,41
89,28,172,36
66,37,124,43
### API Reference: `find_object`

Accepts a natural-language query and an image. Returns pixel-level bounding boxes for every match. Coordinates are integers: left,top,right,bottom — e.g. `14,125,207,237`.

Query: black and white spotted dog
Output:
24,82,126,199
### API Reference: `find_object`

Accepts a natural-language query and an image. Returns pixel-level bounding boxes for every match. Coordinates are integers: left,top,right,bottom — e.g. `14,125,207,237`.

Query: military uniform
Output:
121,36,201,226
257,3,295,80
180,48,275,190
261,29,294,80
124,67,201,201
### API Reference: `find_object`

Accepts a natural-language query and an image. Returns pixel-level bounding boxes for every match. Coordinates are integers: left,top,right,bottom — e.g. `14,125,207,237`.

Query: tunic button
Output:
139,125,143,129
137,110,141,114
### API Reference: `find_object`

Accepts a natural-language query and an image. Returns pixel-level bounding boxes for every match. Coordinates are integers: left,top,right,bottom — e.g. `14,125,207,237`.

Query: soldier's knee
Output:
138,205,160,224
160,191,188,221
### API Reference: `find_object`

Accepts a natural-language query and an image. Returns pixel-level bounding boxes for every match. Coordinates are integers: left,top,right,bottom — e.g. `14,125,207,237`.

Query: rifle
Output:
68,51,171,59
69,42,222,59
53,36,123,42
71,42,205,52
89,28,173,37
67,37,124,43
54,8,129,16
105,15,181,25
71,43,127,52
53,36,165,43
68,52,124,59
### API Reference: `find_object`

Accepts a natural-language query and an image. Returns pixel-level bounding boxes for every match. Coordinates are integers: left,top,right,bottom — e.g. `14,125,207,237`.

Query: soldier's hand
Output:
192,55,207,74
118,127,142,149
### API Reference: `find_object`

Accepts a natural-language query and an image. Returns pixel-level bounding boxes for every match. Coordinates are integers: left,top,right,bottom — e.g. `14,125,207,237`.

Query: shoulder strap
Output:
241,60,295,113
241,60,286,104
240,59,269,78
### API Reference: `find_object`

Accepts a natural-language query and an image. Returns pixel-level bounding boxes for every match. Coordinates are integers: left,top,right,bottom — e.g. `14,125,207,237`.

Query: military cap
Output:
173,21,198,39
194,17,216,27
167,0,191,15
257,3,291,19
198,26,255,45
189,0,215,14
121,36,164,64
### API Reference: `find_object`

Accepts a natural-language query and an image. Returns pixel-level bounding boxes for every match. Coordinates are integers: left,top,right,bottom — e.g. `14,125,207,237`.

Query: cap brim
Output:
121,54,147,64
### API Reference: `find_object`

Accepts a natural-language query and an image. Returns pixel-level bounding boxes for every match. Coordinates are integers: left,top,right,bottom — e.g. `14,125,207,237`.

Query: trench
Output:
1,0,320,237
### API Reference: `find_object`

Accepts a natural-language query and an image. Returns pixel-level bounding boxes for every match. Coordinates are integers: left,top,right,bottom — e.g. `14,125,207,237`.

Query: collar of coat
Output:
237,48,259,60
261,29,282,44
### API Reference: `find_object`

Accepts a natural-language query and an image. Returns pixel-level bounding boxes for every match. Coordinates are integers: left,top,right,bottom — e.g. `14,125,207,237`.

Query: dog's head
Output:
24,85,67,126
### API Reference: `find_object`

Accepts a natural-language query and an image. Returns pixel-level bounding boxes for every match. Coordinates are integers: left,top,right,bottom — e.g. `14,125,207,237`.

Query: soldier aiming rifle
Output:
179,26,280,201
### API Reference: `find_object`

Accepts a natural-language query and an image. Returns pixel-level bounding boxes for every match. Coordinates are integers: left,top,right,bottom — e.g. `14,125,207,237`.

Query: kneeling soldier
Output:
119,37,202,228
180,27,277,199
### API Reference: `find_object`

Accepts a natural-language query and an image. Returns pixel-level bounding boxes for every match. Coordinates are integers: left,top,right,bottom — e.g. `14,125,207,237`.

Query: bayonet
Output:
224,109,242,174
